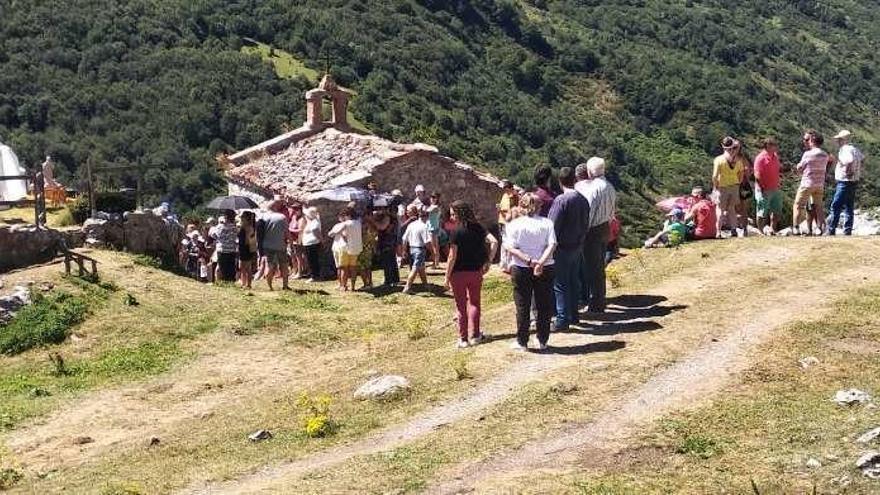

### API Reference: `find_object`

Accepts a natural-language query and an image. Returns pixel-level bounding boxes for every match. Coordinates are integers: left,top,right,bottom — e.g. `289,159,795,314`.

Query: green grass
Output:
240,41,371,133
0,291,90,355
0,206,69,227
559,284,880,493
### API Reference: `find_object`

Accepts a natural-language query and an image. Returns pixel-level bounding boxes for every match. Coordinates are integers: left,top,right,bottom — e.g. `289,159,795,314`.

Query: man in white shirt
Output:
575,157,617,313
402,205,431,294
828,130,865,235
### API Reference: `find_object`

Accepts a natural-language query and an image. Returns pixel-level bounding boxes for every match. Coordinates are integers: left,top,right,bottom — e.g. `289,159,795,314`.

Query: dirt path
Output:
427,262,880,494
182,243,797,494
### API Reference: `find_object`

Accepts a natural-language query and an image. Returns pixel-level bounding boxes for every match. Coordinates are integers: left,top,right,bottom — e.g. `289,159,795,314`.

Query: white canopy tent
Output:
0,140,27,204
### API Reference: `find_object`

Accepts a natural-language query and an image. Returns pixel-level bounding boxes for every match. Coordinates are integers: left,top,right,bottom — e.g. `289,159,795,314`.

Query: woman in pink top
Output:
685,187,717,240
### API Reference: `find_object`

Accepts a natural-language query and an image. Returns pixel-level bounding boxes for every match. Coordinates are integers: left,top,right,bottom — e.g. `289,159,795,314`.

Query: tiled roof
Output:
226,128,438,200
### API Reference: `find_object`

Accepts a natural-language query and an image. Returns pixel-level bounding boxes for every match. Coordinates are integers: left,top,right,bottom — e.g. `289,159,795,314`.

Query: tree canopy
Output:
2,0,879,242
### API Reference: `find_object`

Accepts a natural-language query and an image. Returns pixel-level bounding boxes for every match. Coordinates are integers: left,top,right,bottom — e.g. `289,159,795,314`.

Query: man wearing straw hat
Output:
712,136,747,237
827,130,865,236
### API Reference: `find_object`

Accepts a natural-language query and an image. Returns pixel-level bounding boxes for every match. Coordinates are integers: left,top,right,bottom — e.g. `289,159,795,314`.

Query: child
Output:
644,208,688,248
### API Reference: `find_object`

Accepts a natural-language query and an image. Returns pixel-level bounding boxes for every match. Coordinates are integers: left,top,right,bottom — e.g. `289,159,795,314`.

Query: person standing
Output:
792,129,832,235
576,157,616,314
828,130,865,236
287,203,305,278
211,210,239,283
410,184,429,210
753,138,783,234
548,167,590,331
329,207,362,291
401,205,431,294
262,200,291,290
357,211,378,289
426,193,443,269
496,180,518,270
504,193,557,352
533,165,557,218
373,201,400,286
238,211,258,289
445,201,498,348
300,207,324,282
712,137,747,237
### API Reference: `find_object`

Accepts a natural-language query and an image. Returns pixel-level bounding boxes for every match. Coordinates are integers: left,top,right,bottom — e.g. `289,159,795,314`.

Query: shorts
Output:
794,187,824,209
264,249,289,270
755,189,783,217
333,250,358,268
409,246,427,268
715,185,739,213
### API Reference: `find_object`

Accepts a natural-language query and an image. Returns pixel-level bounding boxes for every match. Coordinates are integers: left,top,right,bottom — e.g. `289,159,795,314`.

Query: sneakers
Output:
469,334,484,346
510,342,528,352
402,286,413,294
457,339,469,349
536,342,549,352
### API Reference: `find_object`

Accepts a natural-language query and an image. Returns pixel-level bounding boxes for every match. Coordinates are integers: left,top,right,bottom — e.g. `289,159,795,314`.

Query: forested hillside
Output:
2,0,880,241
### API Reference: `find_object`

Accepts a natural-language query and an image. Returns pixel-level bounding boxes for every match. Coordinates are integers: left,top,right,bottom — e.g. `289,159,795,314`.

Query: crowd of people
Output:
176,128,864,351
176,157,621,352
644,129,865,248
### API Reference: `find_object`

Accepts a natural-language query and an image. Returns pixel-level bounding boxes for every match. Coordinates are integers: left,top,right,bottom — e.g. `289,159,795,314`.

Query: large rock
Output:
122,211,183,258
834,389,872,406
82,211,182,258
353,375,411,401
82,217,124,249
0,285,32,324
0,225,61,272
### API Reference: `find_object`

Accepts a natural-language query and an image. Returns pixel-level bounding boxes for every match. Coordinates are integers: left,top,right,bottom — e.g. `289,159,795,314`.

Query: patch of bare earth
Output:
428,261,880,494
5,334,316,471
181,243,797,494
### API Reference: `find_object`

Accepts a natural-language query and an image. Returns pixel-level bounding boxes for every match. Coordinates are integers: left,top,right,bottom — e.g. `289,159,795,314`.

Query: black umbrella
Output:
205,195,259,211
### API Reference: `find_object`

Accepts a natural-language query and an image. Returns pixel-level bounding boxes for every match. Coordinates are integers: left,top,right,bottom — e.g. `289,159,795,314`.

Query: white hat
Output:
414,184,425,193
833,130,852,140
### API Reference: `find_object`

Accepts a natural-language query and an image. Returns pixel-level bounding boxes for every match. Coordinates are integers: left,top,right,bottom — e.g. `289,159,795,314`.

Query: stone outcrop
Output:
83,211,183,259
0,225,61,272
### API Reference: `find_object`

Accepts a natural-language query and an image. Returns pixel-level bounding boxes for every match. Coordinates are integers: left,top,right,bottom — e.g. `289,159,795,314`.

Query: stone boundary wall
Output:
83,211,183,259
0,225,62,272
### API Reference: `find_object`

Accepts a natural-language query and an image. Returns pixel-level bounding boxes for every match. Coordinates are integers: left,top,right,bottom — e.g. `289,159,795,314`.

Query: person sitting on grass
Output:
401,205,431,294
644,208,688,248
684,187,717,240
328,207,360,291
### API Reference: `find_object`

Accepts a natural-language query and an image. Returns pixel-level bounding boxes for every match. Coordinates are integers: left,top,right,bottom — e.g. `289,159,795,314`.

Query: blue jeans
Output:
553,247,582,329
828,181,858,235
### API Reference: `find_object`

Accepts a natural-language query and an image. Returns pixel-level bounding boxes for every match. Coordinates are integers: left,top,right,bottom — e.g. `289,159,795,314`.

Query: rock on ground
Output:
354,375,411,401
856,451,880,478
857,427,880,444
834,389,871,406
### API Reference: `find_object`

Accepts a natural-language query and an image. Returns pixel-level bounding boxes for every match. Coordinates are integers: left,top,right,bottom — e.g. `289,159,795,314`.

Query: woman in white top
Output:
301,207,324,282
503,193,557,351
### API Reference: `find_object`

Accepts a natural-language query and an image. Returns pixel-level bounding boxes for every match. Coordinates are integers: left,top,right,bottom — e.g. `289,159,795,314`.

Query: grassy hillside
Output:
2,0,880,242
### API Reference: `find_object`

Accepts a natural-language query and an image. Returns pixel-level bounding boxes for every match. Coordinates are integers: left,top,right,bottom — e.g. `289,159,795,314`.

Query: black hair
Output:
558,167,576,188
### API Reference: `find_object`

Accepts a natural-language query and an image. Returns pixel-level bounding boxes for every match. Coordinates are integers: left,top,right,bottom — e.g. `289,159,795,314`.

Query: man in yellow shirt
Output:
496,180,518,269
712,136,746,237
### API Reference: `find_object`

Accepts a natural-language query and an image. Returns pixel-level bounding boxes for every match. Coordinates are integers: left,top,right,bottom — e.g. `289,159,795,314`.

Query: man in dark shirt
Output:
548,167,590,331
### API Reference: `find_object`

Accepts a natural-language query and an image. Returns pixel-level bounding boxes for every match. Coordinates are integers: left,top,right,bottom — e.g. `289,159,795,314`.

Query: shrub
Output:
606,264,622,289
0,292,89,355
296,392,335,438
0,468,23,490
676,434,721,459
402,310,430,341
450,353,472,381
